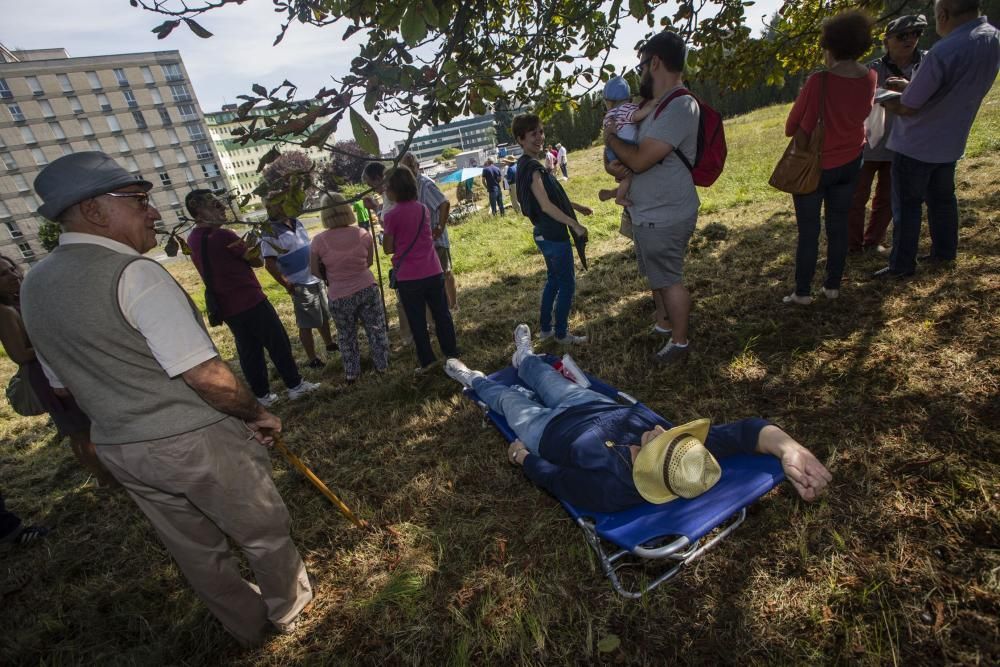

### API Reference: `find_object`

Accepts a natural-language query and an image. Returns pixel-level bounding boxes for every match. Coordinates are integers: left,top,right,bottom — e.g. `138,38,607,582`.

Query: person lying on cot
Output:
444,324,832,513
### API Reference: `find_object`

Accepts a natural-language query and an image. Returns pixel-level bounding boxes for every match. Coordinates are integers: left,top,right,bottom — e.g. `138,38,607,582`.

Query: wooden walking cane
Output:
272,433,368,529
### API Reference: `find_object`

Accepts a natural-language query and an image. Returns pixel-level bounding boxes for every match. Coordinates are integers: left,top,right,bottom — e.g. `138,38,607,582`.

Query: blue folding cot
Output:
464,357,786,598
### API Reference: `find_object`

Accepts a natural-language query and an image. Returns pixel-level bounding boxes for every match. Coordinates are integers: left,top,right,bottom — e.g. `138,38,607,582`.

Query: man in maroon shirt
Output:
186,190,311,406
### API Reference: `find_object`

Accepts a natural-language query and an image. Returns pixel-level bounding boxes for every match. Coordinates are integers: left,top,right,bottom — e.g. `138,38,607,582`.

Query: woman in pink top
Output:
783,11,877,305
381,166,459,372
310,194,389,382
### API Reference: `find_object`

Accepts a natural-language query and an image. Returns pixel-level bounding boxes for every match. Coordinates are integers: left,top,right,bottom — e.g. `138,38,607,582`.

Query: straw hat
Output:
632,418,721,504
320,193,357,229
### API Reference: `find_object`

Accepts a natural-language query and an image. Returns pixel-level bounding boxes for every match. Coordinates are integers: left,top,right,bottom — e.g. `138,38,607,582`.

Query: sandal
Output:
1,525,49,547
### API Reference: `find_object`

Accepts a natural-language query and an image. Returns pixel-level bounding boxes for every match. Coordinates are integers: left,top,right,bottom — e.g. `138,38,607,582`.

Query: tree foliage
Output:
318,140,374,189
37,221,61,253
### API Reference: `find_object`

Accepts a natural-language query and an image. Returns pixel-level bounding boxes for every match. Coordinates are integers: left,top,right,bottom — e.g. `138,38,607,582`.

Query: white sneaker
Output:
555,332,588,345
444,359,485,389
822,287,840,300
256,392,280,407
287,380,321,400
538,329,555,341
782,293,813,305
512,323,534,368
650,324,672,336
559,354,591,388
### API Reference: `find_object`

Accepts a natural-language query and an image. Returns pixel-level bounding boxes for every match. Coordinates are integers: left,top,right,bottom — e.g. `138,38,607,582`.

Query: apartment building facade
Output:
205,103,330,199
0,45,226,269
393,113,498,162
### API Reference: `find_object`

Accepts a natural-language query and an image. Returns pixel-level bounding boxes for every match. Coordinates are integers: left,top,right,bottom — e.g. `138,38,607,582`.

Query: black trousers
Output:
396,273,458,367
225,299,301,397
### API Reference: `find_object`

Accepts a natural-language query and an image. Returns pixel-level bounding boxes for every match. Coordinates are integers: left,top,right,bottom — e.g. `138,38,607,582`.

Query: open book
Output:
874,88,902,104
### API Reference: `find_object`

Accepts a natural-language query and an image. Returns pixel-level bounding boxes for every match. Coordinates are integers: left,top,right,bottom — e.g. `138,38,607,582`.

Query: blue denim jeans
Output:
791,155,862,296
890,153,958,273
488,186,505,215
535,238,575,338
471,355,615,454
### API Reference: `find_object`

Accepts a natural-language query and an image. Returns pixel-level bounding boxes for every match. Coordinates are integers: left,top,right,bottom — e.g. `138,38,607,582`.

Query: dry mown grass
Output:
2,89,998,665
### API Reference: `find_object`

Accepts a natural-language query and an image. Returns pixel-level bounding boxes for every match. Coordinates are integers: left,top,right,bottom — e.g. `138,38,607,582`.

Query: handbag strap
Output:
392,207,427,270
817,72,827,129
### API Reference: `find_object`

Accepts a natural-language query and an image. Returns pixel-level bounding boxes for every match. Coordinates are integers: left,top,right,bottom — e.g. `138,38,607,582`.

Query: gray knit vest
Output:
21,243,225,444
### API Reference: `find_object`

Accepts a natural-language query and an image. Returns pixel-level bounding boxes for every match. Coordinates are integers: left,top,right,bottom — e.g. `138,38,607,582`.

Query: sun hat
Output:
632,418,721,504
603,76,631,102
34,151,152,221
885,14,927,37
320,193,357,229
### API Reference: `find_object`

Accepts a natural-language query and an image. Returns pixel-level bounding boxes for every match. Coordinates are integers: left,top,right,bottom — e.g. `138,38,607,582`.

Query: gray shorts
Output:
292,282,330,329
632,214,697,289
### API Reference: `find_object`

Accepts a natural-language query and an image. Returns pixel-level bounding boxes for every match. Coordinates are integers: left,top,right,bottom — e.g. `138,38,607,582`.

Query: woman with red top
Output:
381,166,459,372
783,11,877,305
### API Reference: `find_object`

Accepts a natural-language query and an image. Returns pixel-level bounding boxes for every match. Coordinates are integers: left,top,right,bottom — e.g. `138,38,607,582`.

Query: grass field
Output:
1,87,998,665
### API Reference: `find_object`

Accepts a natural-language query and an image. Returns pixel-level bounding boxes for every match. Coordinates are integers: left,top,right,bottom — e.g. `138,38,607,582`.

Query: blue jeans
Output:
488,186,505,215
890,153,958,273
535,238,575,338
471,355,615,454
791,155,862,296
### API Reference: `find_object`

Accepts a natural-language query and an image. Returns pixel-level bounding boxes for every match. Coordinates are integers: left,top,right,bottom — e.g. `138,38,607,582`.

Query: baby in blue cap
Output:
599,76,653,206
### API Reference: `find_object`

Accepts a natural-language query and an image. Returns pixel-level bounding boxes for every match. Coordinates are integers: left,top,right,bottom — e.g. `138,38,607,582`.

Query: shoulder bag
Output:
769,72,827,195
6,366,45,417
199,229,224,327
388,208,427,289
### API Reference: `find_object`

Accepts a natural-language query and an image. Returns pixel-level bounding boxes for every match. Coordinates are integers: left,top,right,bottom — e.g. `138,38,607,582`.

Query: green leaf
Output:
401,6,428,46
350,108,380,155
628,0,646,20
422,1,440,28
252,83,268,98
597,634,620,653
257,147,280,173
183,18,213,39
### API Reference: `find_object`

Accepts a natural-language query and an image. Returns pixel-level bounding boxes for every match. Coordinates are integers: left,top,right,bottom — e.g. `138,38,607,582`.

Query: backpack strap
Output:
653,88,695,172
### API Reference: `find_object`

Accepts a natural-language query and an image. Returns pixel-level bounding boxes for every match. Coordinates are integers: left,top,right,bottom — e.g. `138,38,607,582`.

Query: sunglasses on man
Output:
893,30,923,40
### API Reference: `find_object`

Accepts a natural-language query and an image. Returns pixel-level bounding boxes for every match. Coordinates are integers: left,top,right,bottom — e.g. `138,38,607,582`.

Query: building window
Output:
0,78,11,99
7,103,25,122
57,73,73,93
4,221,24,240
17,242,35,261
97,92,111,111
141,66,154,84
166,127,180,145
114,68,129,86
170,84,191,102
184,166,196,182
201,163,221,179
186,123,206,140
0,201,11,218
132,109,147,129
13,174,30,192
117,136,130,153
68,95,83,113
194,142,212,159
162,63,183,81
87,139,102,151
152,153,164,169
177,104,197,120
60,143,73,156
175,148,188,164
20,126,37,144
86,71,102,89
38,99,55,118
31,148,48,166
140,131,155,149
150,88,163,105
49,121,66,140
158,107,172,126
158,171,172,187
79,118,94,136
125,156,140,172
1,152,16,170
26,76,43,95
123,89,138,108
106,115,122,133
167,190,181,207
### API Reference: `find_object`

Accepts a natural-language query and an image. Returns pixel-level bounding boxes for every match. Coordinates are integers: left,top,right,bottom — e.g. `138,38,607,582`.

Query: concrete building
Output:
205,103,330,198
394,113,497,162
1,45,225,269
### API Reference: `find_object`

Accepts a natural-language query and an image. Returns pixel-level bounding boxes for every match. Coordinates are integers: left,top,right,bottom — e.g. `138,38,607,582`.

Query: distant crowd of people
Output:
2,0,996,649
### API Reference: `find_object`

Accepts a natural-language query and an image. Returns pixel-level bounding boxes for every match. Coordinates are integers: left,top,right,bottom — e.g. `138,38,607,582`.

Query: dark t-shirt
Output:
505,163,517,184
515,154,575,242
482,164,503,190
187,226,266,320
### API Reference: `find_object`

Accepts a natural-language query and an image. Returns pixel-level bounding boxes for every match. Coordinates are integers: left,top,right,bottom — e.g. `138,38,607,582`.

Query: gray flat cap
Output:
34,151,152,221
885,14,928,36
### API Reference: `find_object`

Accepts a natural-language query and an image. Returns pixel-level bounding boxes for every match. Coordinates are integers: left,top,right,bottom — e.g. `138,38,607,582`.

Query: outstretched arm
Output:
755,425,832,502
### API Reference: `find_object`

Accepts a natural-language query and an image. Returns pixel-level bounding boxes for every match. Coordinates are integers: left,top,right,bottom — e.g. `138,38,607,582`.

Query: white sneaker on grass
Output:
512,323,534,368
555,332,587,345
287,380,321,401
651,324,672,336
256,392,280,408
782,293,813,305
444,359,485,389
538,329,555,341
822,287,840,300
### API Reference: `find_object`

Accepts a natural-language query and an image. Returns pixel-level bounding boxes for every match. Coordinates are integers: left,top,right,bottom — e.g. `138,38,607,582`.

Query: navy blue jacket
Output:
521,402,769,513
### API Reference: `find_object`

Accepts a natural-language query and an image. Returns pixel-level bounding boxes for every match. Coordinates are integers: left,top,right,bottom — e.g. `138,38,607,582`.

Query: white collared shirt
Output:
37,233,218,387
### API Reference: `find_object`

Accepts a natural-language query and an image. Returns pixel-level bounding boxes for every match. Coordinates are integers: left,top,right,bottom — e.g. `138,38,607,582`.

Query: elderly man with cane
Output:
20,152,312,647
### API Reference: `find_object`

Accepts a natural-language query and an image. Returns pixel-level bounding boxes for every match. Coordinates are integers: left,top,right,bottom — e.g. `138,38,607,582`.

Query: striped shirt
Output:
416,174,451,249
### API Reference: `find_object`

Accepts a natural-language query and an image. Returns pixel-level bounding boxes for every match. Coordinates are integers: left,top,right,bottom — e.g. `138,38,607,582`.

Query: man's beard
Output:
639,71,654,100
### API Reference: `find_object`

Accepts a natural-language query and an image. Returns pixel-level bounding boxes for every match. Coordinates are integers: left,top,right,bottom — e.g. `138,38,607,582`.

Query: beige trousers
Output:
97,417,312,646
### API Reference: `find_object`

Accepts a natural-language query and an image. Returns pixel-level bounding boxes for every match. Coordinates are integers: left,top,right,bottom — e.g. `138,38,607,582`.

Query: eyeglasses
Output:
893,30,922,40
104,191,150,210
635,58,652,74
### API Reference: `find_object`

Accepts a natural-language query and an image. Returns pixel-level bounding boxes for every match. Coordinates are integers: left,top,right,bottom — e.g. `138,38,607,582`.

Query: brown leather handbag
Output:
769,73,827,195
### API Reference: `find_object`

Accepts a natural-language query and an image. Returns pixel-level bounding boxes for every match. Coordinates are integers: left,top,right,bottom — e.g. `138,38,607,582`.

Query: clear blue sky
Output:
4,0,782,147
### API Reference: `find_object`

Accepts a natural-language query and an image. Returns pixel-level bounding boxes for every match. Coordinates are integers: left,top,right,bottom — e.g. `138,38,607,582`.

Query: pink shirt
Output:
382,200,442,281
785,70,877,169
309,226,376,300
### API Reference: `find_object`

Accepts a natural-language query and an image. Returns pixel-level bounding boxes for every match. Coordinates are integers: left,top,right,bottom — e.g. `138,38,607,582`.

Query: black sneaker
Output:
871,266,914,280
655,340,691,364
325,342,339,352
306,358,325,369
